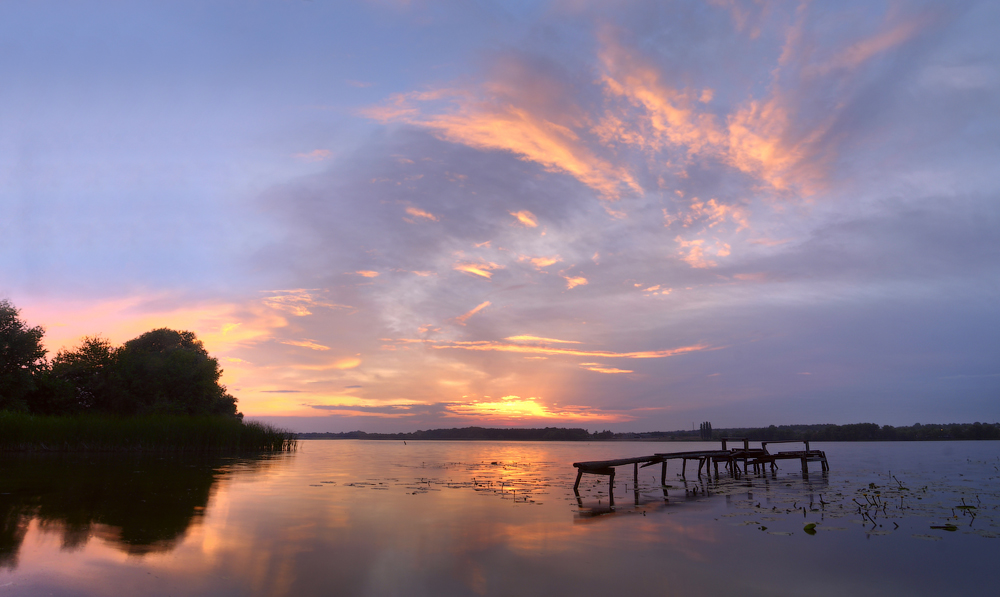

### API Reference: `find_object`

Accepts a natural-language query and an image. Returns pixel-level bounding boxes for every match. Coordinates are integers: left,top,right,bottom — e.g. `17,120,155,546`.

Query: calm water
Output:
2,440,998,596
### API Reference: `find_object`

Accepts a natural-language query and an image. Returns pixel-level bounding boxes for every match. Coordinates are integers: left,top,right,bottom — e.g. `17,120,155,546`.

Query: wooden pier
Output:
572,438,828,494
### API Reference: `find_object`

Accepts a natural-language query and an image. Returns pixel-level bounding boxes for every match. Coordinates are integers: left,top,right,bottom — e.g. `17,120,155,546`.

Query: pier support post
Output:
609,469,616,507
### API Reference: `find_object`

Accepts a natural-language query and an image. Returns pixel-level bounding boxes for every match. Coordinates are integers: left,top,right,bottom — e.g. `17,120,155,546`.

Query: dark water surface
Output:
2,440,998,596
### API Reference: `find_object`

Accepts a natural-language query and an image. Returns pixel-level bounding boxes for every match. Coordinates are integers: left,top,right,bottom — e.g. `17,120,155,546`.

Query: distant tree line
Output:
0,299,239,418
299,426,592,441
605,422,1000,442
303,422,1000,442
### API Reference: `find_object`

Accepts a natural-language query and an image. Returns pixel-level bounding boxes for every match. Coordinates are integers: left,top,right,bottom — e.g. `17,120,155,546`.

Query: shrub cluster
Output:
1,300,239,418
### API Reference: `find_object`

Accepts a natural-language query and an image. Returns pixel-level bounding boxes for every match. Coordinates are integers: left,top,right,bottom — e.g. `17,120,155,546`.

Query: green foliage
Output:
50,328,239,417
47,336,116,413
0,300,48,412
0,412,295,452
113,329,238,416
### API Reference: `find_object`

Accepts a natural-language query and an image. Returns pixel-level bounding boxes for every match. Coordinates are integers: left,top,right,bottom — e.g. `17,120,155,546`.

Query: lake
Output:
2,440,998,596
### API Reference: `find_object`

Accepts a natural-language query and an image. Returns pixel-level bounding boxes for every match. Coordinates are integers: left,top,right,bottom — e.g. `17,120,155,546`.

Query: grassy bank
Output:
0,412,296,452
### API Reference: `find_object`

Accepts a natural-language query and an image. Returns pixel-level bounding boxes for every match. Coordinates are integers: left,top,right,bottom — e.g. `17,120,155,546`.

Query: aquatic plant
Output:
0,412,295,452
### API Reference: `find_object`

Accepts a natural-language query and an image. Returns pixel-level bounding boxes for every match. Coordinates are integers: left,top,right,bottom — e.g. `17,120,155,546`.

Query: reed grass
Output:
0,412,296,453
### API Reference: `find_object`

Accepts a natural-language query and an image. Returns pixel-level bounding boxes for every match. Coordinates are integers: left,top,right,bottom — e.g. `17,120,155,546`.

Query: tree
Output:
50,336,119,413
0,299,47,411
114,328,240,417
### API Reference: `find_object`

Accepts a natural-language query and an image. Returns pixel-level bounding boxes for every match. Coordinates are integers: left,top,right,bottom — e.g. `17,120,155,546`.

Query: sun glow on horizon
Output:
445,395,630,422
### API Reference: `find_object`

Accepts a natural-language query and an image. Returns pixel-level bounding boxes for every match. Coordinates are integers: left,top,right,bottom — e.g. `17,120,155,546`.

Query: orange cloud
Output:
361,86,641,199
454,301,492,325
510,210,539,227
689,198,750,231
355,270,380,278
505,335,580,344
363,14,930,209
563,275,588,289
405,206,439,221
675,236,731,269
432,339,711,360
454,261,504,279
280,339,331,351
597,34,727,157
519,254,562,269
262,289,352,316
582,364,634,374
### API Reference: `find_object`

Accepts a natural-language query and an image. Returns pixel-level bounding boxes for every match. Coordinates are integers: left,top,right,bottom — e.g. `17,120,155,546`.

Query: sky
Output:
2,0,999,433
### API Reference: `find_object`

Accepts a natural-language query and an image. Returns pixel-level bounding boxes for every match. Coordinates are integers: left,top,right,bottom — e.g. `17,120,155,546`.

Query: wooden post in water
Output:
609,468,616,507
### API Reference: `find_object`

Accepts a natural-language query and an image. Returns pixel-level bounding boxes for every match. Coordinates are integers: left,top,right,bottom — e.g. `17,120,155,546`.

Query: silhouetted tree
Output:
0,300,47,411
113,329,239,417
49,328,240,417
49,336,119,413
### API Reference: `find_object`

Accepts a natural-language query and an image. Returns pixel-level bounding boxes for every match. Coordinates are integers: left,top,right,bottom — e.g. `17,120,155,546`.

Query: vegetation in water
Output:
0,412,295,452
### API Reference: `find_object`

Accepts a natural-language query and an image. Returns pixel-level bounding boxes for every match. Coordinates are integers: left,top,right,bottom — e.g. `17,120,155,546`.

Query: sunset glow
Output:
4,0,997,432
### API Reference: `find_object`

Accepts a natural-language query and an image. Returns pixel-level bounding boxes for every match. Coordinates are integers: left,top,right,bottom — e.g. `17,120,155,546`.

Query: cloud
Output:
404,206,439,221
674,236,728,269
454,261,504,279
293,149,333,161
233,1,999,430
428,339,712,360
454,301,491,325
510,210,538,227
262,290,352,316
807,15,932,76
505,335,581,344
280,339,331,351
519,254,562,269
355,270,380,278
360,57,642,199
582,365,633,374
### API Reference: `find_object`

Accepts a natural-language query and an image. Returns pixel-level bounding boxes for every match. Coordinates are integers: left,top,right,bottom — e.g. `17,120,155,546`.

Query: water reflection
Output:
1,442,998,596
0,453,282,569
